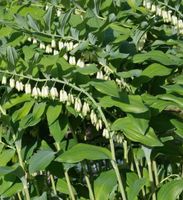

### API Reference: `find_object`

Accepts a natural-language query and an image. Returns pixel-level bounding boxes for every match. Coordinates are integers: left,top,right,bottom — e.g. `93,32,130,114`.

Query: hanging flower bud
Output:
146,1,151,9
67,93,75,104
32,38,37,44
82,102,90,116
74,97,82,112
63,54,68,61
45,5,49,10
27,37,32,42
57,9,61,17
68,41,74,51
50,87,58,100
32,86,39,99
2,76,7,85
172,15,178,26
73,43,79,49
25,83,31,94
53,50,59,55
69,56,76,65
58,41,64,50
41,86,49,98
9,78,15,88
77,59,84,68
19,82,24,91
40,42,46,49
46,45,52,53
102,128,109,139
59,90,68,102
156,6,162,16
96,71,104,79
151,4,156,12
51,39,56,48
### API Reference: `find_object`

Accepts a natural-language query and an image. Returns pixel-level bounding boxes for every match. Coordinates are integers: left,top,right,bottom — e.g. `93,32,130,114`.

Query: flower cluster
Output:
1,75,105,133
143,0,183,34
96,66,111,80
27,37,85,68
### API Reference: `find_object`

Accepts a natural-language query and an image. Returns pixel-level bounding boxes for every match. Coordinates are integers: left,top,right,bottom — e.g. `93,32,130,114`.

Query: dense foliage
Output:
0,0,183,199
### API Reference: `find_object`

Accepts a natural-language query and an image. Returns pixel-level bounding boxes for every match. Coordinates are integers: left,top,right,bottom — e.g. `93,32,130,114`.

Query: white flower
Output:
73,43,79,49
96,71,104,79
178,19,183,29
146,2,151,9
32,38,37,44
68,93,75,104
82,102,90,116
27,37,32,42
25,83,31,94
90,110,97,125
9,78,15,88
59,90,68,102
162,10,168,22
51,39,56,48
46,45,52,53
50,87,58,100
63,54,68,61
74,97,82,112
41,86,49,98
156,6,162,16
53,50,59,55
2,76,7,85
151,4,156,12
102,128,109,139
69,56,76,65
57,9,61,17
19,82,24,91
45,5,49,10
58,41,64,50
77,59,84,68
40,42,46,49
171,15,178,26
68,41,73,51
96,119,103,131
32,86,39,99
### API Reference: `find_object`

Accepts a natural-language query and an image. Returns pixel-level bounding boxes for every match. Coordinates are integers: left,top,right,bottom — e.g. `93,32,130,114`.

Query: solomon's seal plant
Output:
0,0,183,200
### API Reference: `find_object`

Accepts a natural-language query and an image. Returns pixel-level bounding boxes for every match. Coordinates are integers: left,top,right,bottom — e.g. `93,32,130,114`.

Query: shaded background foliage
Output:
0,0,183,199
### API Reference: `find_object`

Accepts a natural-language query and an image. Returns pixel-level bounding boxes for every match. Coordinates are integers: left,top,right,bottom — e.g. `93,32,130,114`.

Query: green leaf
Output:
6,46,18,67
157,179,183,200
46,104,62,126
49,116,68,142
100,95,148,113
3,94,31,109
44,6,53,32
0,149,15,166
133,50,176,66
29,150,55,174
27,14,40,31
0,166,15,176
2,182,22,198
141,63,172,79
32,192,47,200
74,64,98,75
12,101,34,122
162,84,183,96
94,169,117,200
112,115,162,147
57,143,111,163
90,80,120,97
56,179,76,195
171,119,183,138
127,178,146,200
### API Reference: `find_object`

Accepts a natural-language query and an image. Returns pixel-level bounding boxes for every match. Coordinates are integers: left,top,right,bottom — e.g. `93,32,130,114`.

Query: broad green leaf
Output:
12,101,34,122
32,192,47,200
3,94,31,109
94,169,117,200
112,116,162,147
133,50,176,66
0,149,15,166
56,179,77,195
0,166,15,176
2,182,22,198
57,143,111,163
29,150,55,174
74,64,98,75
141,63,172,78
49,116,68,142
162,84,183,96
157,179,183,200
6,46,18,66
27,14,40,31
171,119,183,138
90,80,120,97
46,104,62,125
44,6,53,32
100,95,148,113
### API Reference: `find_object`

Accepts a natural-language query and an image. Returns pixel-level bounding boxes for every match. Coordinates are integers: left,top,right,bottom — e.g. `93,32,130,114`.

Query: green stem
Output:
147,161,156,200
152,160,159,187
82,162,95,200
50,174,57,196
123,140,128,164
64,171,76,200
